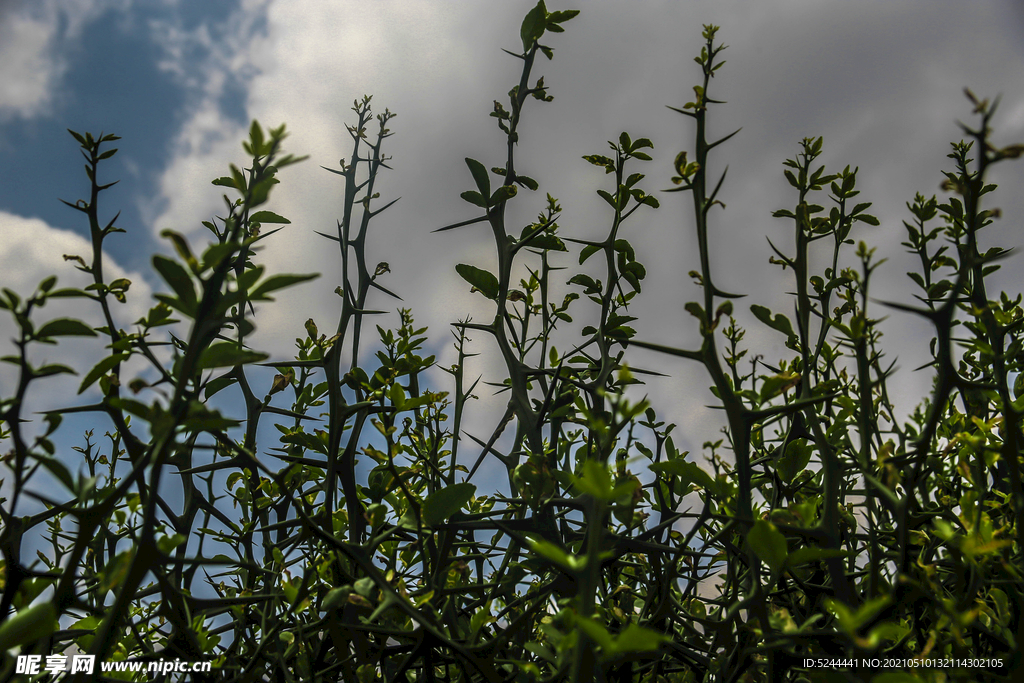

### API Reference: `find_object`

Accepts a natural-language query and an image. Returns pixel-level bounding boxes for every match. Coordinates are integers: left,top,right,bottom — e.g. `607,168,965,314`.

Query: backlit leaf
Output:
465,158,490,197
422,483,476,525
747,519,788,576
0,602,57,652
79,353,129,394
520,0,547,51
153,255,197,313
750,304,795,338
197,342,270,370
456,264,499,300
250,272,319,300
249,210,290,224
36,318,96,338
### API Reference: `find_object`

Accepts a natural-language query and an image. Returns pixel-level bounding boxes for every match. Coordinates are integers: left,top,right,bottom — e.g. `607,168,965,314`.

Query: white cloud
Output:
0,10,55,119
147,98,248,236
0,0,131,121
0,211,152,412
144,1,505,356
142,0,1024,451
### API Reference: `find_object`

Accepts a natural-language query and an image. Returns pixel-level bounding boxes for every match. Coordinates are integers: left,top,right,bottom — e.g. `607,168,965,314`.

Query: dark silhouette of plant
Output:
1,3,1021,682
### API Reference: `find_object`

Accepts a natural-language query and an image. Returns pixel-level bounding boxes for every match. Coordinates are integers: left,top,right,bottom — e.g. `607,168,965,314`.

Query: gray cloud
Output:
10,1,1020,460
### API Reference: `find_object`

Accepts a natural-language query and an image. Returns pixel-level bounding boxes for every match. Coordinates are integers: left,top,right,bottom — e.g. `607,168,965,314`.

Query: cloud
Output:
0,8,55,119
141,1,1024,457
144,1,509,349
0,0,131,121
0,211,151,418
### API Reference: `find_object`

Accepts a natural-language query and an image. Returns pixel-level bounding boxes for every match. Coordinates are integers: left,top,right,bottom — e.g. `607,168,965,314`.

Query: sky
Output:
3,0,1024,488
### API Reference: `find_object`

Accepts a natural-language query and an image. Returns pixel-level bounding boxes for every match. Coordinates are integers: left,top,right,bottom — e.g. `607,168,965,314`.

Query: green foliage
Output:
1,5,1022,683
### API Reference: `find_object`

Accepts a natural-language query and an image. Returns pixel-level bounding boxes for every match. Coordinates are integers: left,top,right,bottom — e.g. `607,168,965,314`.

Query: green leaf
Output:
777,439,812,481
579,244,601,264
161,229,197,268
613,239,635,260
456,264,499,300
489,184,517,204
760,371,800,403
546,9,579,25
230,164,247,194
281,430,328,455
249,210,290,224
322,586,351,612
421,482,476,526
746,520,788,576
523,233,566,251
36,318,97,338
184,400,240,431
157,533,187,555
250,272,319,300
583,154,615,173
597,189,617,208
0,602,57,652
37,455,76,491
248,119,266,155
465,158,490,197
34,364,76,378
516,175,539,191
79,353,129,394
460,190,488,208
249,175,279,207
649,459,717,495
684,301,708,327
520,0,548,51
108,397,153,421
568,273,600,294
622,260,646,284
572,460,614,500
572,614,613,649
202,242,237,270
197,342,270,370
529,538,583,572
468,600,495,637
750,304,795,337
98,549,135,594
609,623,669,654
787,546,849,567
389,382,407,410
153,255,197,314
826,595,891,633
204,374,238,399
